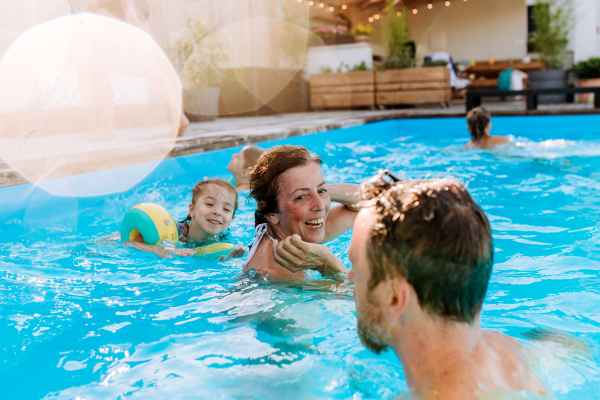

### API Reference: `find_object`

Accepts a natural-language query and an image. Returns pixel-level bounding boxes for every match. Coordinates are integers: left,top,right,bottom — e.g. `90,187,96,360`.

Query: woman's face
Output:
269,162,331,243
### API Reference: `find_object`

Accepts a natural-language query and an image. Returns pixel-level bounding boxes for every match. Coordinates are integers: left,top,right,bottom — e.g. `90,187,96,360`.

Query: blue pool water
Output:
2,115,600,399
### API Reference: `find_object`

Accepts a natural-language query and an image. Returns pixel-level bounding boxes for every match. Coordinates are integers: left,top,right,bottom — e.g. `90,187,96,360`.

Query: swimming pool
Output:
1,115,600,399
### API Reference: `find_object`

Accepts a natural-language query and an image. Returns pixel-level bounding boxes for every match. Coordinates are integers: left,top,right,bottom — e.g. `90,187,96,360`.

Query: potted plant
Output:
573,57,600,103
310,61,374,109
528,0,574,103
354,24,373,43
310,25,353,46
375,10,450,106
174,19,229,121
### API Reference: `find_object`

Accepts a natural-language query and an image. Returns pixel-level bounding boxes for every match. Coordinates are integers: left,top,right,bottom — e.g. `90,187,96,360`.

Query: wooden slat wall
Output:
375,67,451,105
310,71,375,109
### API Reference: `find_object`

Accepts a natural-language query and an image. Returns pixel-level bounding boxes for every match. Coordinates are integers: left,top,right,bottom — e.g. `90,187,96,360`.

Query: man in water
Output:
348,172,545,399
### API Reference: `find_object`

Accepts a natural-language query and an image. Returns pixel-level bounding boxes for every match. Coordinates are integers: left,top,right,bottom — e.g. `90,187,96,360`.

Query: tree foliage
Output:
528,0,574,70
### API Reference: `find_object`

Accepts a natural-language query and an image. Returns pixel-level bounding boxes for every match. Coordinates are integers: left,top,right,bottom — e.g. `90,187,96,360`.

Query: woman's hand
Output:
218,247,246,261
272,234,348,273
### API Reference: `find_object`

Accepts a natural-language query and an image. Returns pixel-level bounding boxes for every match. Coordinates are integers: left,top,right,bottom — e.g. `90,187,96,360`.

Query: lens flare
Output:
0,13,181,196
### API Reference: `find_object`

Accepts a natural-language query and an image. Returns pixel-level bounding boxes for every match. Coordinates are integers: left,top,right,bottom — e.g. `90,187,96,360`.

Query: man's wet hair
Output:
360,171,493,324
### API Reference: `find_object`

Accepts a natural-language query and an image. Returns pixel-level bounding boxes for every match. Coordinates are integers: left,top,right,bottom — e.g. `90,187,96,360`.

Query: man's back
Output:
421,331,546,400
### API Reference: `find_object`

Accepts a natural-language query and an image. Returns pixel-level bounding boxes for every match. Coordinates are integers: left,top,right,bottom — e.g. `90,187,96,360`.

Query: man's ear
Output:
386,277,411,325
265,213,279,225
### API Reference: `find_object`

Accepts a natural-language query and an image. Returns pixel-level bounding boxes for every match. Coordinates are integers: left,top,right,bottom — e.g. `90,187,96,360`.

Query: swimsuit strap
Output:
243,223,269,268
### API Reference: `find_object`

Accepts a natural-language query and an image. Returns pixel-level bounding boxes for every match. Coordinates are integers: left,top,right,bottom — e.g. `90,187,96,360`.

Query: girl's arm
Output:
323,183,361,243
123,240,194,259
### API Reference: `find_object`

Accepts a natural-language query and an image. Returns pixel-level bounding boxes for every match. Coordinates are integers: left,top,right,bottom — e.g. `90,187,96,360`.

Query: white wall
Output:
402,0,528,62
570,0,600,61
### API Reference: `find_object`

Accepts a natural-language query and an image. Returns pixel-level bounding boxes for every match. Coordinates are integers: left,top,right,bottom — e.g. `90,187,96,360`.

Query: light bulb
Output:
412,7,418,14
342,4,347,9
319,2,324,8
329,6,334,11
397,11,402,16
369,17,373,22
428,2,433,9
308,0,313,5
374,14,380,19
445,1,450,6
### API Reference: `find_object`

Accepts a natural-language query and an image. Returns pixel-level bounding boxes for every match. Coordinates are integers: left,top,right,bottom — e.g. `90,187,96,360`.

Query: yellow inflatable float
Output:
121,202,238,258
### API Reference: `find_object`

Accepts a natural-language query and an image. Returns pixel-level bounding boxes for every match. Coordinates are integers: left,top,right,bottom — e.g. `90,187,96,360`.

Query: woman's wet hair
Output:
241,145,265,170
466,106,491,141
360,171,493,324
180,178,239,224
249,145,322,226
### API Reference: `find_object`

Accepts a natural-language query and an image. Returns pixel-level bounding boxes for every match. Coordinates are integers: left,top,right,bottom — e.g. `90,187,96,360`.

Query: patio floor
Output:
1,100,598,188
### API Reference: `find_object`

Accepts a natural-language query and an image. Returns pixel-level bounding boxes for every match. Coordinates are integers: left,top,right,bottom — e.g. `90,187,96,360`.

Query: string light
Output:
342,4,347,9
319,2,324,8
428,2,433,9
374,14,380,19
412,7,418,14
329,6,334,11
445,1,450,6
308,0,313,5
369,17,374,22
397,11,402,16
297,0,302,2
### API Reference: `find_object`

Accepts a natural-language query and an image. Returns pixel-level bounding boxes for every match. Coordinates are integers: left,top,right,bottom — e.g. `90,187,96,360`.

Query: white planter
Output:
183,87,220,122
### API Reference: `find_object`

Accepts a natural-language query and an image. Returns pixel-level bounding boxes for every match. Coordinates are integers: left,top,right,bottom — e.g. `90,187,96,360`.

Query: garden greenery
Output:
528,0,574,70
573,57,600,80
381,8,415,70
174,19,229,88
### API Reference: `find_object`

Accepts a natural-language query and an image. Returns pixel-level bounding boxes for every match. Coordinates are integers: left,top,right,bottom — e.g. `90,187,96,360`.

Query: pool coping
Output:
2,105,599,189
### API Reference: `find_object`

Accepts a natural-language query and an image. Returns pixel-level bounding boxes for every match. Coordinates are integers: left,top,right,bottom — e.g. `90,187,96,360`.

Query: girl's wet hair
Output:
180,179,239,224
241,145,265,170
249,145,322,226
466,106,491,141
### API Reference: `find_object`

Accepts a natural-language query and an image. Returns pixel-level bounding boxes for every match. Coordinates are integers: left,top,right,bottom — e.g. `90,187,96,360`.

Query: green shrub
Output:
423,60,448,67
380,9,415,70
573,57,600,80
528,0,574,70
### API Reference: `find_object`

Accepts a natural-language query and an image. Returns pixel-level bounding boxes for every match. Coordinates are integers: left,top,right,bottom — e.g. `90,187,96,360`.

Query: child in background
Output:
465,106,512,149
226,145,265,192
124,179,246,259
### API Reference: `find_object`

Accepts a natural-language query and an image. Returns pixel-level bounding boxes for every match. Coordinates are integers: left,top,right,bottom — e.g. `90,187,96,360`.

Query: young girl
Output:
226,145,265,192
124,179,246,259
465,106,512,149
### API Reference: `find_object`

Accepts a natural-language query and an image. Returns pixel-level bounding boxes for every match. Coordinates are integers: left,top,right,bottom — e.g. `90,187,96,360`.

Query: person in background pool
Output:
124,179,245,259
348,172,546,399
243,145,360,277
465,106,511,149
226,145,265,192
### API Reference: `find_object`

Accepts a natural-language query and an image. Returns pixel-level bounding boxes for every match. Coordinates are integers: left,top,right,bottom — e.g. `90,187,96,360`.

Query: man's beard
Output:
356,290,392,355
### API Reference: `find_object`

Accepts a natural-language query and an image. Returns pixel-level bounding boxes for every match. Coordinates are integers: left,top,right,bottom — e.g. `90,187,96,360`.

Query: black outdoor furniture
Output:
466,87,600,112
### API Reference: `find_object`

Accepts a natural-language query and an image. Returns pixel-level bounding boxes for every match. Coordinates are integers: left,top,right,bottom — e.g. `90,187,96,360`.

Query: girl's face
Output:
267,162,331,244
189,185,236,238
226,150,245,177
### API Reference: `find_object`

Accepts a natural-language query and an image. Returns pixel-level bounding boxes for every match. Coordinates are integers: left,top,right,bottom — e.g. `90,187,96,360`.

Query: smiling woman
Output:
244,145,360,277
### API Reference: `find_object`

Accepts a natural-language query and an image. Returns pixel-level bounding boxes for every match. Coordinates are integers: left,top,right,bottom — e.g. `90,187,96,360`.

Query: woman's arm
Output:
326,183,360,207
323,183,360,243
